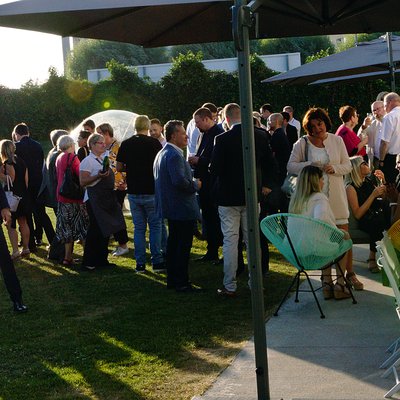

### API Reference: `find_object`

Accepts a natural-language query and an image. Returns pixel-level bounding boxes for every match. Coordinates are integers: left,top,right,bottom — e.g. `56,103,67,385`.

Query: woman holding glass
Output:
346,156,391,273
287,108,362,289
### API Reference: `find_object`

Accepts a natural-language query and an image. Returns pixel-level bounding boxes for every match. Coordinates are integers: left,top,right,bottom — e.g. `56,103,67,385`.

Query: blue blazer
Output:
154,144,200,220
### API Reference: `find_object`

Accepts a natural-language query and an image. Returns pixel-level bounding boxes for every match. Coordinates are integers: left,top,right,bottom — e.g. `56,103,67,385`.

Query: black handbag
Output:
59,154,84,200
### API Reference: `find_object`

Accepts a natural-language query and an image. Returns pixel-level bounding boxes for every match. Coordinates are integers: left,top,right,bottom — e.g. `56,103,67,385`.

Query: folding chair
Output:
376,233,400,398
260,213,356,319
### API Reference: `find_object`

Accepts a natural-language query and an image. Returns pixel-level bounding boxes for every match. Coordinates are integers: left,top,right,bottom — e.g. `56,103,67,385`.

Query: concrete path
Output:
193,244,400,400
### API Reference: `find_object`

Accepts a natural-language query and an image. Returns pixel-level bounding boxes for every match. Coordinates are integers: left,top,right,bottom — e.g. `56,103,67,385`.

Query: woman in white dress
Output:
289,165,351,300
287,107,362,291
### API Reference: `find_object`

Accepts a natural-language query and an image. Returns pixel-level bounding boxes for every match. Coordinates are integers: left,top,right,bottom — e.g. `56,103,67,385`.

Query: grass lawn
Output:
0,210,293,400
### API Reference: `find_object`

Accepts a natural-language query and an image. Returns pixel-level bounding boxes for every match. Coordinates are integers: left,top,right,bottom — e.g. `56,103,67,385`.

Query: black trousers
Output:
26,189,55,248
0,226,22,303
83,201,110,267
359,205,391,252
199,189,222,258
166,219,195,288
382,154,397,184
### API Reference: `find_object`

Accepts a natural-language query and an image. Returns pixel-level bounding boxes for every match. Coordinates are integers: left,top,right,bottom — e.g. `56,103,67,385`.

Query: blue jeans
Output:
128,194,163,265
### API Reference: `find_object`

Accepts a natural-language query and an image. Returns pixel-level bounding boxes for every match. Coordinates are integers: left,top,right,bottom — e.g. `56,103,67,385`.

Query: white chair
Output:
376,233,400,398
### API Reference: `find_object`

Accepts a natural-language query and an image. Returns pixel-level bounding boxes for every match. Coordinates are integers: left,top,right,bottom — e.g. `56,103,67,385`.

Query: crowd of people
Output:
1,90,400,310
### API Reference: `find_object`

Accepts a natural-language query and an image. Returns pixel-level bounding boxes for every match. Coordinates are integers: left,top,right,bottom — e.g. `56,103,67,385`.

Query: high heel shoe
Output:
322,281,334,300
346,272,364,290
333,283,351,300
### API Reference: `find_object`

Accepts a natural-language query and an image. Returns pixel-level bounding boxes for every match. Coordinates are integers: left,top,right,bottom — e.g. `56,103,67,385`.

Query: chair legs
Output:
273,270,326,319
274,272,301,317
274,264,358,318
335,262,357,305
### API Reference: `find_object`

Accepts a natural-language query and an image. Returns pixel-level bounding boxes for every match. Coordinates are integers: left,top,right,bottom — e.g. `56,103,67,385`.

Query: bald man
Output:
268,113,290,186
379,93,400,183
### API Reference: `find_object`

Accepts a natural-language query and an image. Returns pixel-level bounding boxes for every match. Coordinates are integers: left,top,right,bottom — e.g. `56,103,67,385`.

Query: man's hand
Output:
188,156,199,166
261,186,272,196
196,178,202,190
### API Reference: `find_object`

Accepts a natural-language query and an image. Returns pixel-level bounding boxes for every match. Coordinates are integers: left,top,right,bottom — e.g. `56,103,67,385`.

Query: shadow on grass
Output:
0,242,293,399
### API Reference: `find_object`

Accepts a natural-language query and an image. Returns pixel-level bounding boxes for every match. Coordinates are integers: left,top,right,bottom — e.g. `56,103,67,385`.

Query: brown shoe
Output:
322,281,334,300
333,283,352,300
217,287,237,298
346,272,364,290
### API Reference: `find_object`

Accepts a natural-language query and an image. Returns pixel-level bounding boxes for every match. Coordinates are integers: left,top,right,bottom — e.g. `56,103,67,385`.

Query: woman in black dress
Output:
0,139,30,260
346,156,391,272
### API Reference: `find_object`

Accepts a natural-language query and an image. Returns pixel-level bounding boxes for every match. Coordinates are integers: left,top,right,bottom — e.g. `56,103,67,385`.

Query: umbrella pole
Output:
233,1,270,399
387,32,396,91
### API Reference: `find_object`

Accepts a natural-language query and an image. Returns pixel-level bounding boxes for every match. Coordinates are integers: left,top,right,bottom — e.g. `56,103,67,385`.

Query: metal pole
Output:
387,32,396,91
232,1,270,398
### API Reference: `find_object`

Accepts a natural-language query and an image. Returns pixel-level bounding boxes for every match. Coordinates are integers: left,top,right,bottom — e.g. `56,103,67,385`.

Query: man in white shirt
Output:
283,105,301,138
357,100,385,169
379,92,400,183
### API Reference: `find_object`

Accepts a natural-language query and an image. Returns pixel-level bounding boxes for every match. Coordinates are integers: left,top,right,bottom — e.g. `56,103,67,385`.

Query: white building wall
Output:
87,53,301,83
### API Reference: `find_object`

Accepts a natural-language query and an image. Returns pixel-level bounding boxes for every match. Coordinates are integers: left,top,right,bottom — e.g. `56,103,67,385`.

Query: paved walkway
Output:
193,244,400,400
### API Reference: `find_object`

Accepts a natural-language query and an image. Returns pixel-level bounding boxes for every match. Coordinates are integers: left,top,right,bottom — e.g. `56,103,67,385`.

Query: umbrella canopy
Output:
310,69,400,85
1,1,400,399
263,34,400,85
0,0,400,47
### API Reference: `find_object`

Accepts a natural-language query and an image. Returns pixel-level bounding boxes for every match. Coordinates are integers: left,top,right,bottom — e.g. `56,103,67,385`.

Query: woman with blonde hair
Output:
346,156,391,272
0,139,30,259
289,165,351,300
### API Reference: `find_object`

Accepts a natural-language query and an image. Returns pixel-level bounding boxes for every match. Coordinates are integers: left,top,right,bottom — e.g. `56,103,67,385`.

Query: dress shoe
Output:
195,254,219,263
153,262,167,273
175,285,204,293
135,264,146,273
217,287,237,298
13,301,27,313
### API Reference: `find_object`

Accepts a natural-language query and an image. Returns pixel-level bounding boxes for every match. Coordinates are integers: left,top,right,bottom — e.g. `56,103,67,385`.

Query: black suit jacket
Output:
15,136,44,195
210,124,275,206
270,127,291,186
193,123,224,184
286,123,298,151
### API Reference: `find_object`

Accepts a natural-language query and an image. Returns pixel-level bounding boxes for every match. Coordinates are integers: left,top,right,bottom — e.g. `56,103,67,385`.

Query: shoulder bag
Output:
4,172,22,212
59,154,84,200
281,136,309,196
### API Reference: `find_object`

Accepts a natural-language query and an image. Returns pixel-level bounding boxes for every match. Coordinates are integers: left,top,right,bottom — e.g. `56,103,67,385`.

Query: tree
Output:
66,39,168,79
305,48,331,63
335,33,383,52
258,36,334,63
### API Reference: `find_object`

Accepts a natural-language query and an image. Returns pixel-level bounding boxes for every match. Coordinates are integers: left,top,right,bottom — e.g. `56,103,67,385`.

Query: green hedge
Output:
0,53,392,142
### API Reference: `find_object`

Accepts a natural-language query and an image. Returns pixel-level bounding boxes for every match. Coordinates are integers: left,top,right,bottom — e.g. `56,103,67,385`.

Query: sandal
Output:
322,281,334,300
62,259,74,266
20,249,30,258
346,272,364,291
367,258,380,273
333,283,352,300
11,250,21,261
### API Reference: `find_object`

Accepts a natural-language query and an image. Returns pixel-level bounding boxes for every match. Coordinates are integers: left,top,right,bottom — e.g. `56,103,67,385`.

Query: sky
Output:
0,1,64,89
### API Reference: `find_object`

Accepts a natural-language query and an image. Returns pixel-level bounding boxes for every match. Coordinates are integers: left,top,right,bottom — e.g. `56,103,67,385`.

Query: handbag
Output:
4,174,22,212
281,136,309,196
59,154,84,200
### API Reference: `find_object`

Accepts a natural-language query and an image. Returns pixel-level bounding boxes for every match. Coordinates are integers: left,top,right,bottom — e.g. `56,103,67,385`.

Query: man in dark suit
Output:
210,103,273,296
154,120,203,293
13,123,55,251
281,111,298,151
268,113,291,186
188,107,224,262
